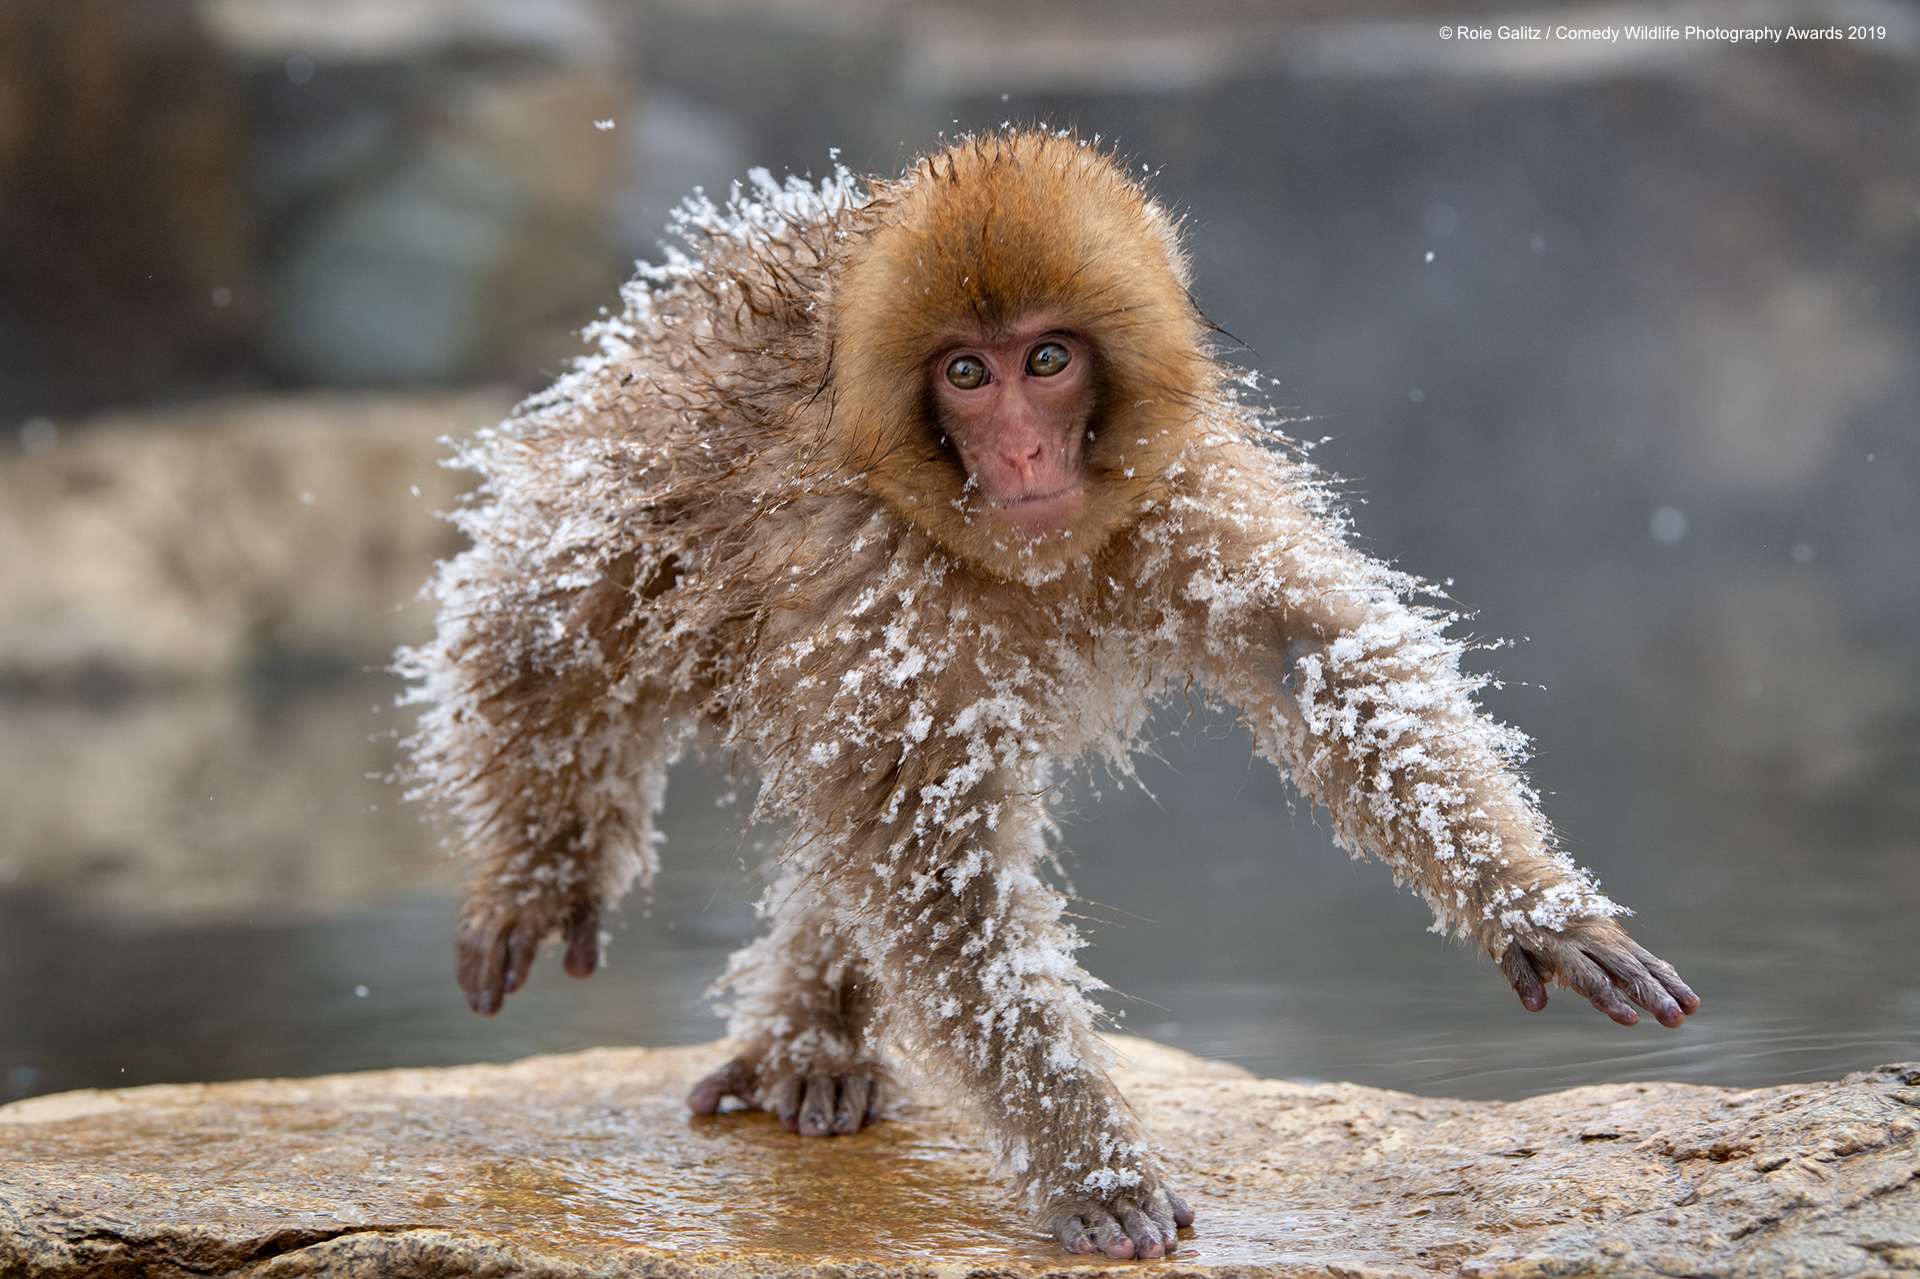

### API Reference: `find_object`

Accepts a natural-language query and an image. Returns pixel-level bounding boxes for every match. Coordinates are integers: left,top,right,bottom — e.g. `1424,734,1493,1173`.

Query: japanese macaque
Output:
402,131,1698,1260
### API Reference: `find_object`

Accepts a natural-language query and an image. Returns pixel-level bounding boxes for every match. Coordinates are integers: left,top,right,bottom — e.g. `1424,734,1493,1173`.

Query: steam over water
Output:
1,670,1913,1104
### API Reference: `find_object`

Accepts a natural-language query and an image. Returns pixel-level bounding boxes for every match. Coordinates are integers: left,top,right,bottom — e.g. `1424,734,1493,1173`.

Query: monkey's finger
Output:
1166,1188,1196,1229
1558,948,1640,1025
455,924,508,1017
1587,945,1685,1029
562,901,600,979
1143,1190,1175,1236
1141,1191,1180,1249
768,1074,804,1133
1117,1199,1167,1259
1623,940,1702,1018
1499,945,1549,1013
1052,1211,1099,1255
833,1075,872,1134
502,916,542,995
865,1076,886,1125
1085,1205,1136,1260
797,1073,837,1137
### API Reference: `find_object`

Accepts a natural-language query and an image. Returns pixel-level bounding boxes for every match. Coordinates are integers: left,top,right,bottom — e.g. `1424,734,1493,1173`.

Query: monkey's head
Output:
831,132,1213,580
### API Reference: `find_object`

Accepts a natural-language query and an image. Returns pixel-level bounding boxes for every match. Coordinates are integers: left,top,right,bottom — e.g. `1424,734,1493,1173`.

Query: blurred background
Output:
2,0,1916,1105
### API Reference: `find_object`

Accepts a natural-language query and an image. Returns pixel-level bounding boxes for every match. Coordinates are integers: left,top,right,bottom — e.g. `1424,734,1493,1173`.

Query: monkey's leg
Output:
845,822,1192,1259
687,868,890,1136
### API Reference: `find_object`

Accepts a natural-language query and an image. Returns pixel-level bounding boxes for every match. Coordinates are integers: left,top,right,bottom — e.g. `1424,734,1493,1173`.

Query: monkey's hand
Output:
686,1055,888,1137
1049,1184,1195,1260
455,894,601,1017
1498,916,1700,1028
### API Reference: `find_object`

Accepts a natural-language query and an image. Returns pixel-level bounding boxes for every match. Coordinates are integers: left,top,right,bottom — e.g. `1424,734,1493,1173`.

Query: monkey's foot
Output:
686,1057,887,1137
1049,1185,1194,1260
1500,916,1702,1029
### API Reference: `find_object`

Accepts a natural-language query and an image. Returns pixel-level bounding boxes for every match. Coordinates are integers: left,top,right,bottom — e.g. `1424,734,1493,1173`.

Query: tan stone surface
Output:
1,1038,1915,1278
0,391,504,682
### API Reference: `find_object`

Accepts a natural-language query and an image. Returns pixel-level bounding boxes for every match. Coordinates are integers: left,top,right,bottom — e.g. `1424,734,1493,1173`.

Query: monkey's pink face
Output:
930,319,1094,537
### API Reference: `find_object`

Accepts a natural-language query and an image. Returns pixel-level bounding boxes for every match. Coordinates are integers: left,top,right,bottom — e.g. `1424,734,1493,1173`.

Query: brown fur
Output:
402,130,1695,1259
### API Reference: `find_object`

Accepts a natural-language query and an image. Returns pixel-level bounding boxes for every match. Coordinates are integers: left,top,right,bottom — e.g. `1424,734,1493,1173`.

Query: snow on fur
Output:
400,132,1619,1222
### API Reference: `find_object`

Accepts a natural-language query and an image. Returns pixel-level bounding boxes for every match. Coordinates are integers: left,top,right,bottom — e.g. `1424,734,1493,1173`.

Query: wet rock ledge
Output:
1,1039,1914,1279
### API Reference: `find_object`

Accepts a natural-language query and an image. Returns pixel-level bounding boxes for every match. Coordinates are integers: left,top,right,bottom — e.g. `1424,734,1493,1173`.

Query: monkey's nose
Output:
1002,439,1045,479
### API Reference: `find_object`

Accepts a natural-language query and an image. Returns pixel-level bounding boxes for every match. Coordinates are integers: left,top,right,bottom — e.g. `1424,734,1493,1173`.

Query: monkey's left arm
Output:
1169,436,1699,1028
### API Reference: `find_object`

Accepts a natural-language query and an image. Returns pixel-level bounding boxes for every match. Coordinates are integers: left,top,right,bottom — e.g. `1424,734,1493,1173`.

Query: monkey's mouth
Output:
990,485,1085,534
992,485,1078,509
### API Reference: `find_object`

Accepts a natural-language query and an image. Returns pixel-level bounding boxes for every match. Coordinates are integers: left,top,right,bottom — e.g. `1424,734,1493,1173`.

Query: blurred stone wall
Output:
0,392,506,916
208,0,631,386
0,393,501,682
0,0,638,420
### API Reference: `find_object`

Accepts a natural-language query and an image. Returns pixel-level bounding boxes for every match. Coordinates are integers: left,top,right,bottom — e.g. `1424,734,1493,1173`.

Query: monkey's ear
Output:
831,130,1216,576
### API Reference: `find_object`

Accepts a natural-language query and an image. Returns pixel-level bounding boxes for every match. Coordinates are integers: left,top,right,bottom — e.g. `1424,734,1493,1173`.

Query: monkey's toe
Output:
831,1073,874,1134
781,1070,886,1136
686,1058,757,1116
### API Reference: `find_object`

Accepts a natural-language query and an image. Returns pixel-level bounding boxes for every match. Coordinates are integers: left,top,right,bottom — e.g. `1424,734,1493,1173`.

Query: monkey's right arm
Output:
405,504,709,1015
1173,440,1699,1029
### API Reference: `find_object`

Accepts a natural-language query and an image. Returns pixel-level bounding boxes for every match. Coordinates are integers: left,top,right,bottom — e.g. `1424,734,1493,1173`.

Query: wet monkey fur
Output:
403,132,1698,1260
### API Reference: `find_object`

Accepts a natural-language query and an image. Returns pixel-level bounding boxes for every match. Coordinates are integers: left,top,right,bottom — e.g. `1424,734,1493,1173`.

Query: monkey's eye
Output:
945,355,988,389
1025,342,1072,377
